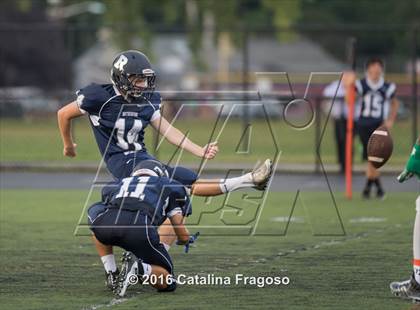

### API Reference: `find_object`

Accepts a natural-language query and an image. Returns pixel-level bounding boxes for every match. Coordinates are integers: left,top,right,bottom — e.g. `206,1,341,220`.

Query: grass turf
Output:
0,117,413,166
0,189,419,309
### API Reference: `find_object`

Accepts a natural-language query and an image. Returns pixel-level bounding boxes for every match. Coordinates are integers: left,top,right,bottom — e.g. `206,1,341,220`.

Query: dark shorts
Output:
357,120,382,160
106,151,198,186
88,203,174,275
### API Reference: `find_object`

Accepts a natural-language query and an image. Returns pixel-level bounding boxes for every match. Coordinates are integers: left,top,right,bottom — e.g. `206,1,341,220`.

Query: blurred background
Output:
0,0,419,173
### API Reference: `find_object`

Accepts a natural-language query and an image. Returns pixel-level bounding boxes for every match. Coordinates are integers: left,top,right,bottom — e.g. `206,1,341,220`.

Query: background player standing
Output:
354,58,399,199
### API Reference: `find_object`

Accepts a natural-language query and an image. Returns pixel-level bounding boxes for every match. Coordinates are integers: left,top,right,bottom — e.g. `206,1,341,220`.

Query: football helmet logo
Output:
114,55,128,71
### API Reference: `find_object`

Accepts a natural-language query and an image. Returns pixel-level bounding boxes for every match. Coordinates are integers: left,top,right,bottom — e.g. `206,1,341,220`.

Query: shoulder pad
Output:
76,83,115,114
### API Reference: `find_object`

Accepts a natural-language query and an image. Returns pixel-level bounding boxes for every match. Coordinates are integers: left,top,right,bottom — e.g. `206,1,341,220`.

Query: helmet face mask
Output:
111,51,156,101
127,71,156,98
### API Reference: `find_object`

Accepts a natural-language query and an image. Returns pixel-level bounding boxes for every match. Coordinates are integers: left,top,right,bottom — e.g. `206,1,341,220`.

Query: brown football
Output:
367,125,393,169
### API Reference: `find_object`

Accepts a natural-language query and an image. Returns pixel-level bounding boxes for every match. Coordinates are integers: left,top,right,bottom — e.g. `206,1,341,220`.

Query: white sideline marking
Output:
270,216,305,223
83,297,130,310
349,217,387,223
259,222,406,263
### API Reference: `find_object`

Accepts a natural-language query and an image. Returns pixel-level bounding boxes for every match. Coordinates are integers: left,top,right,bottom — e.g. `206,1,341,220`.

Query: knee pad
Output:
416,196,420,212
157,281,177,293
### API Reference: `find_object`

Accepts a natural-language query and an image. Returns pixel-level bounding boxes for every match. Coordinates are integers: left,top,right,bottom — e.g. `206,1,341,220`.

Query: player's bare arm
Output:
384,97,400,129
169,213,190,244
151,115,218,159
57,101,84,157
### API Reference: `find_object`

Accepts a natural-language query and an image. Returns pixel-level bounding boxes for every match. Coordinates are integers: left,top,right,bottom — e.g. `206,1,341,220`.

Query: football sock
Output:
101,254,117,273
141,262,152,276
219,173,253,193
414,261,420,285
373,178,383,191
413,197,420,284
364,178,374,191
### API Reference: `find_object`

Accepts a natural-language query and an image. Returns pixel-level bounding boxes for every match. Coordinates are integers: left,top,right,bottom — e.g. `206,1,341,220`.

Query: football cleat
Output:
251,159,273,190
390,278,411,299
390,276,420,302
105,269,119,291
362,187,371,199
376,187,386,200
115,252,144,297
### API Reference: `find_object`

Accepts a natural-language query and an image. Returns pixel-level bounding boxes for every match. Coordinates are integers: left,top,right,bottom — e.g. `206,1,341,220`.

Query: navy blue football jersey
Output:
101,176,191,226
75,83,162,161
355,78,396,124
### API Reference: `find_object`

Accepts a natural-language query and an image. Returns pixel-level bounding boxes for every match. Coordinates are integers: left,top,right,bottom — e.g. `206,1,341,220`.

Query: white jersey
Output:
322,80,347,119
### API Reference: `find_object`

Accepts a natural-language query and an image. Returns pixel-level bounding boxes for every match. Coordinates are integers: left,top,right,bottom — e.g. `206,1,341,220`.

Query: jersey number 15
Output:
362,93,383,119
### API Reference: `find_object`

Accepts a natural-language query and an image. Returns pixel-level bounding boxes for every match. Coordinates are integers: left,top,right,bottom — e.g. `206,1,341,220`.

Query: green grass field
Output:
1,189,419,309
0,117,414,166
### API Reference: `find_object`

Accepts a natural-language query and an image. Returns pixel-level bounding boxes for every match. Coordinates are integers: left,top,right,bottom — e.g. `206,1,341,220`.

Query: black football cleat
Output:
390,275,420,303
105,269,119,291
376,188,386,200
362,187,371,199
114,252,144,297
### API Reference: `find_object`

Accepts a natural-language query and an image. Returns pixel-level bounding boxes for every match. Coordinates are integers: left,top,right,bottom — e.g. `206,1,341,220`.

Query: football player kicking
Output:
390,137,420,302
88,160,193,296
57,50,272,288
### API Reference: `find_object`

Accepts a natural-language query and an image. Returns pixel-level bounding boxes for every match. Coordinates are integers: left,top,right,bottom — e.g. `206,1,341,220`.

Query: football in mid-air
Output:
367,125,393,169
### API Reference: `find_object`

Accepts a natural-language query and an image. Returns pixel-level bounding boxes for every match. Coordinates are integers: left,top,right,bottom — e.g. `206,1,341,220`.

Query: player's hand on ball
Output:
203,141,218,159
63,143,77,157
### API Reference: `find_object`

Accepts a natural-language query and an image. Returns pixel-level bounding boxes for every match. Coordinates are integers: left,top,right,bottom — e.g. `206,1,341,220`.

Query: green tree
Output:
297,0,420,68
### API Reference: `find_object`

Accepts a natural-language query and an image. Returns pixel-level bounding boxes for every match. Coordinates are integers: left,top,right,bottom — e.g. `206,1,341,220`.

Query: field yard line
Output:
82,296,135,310
259,223,406,264
349,217,387,223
